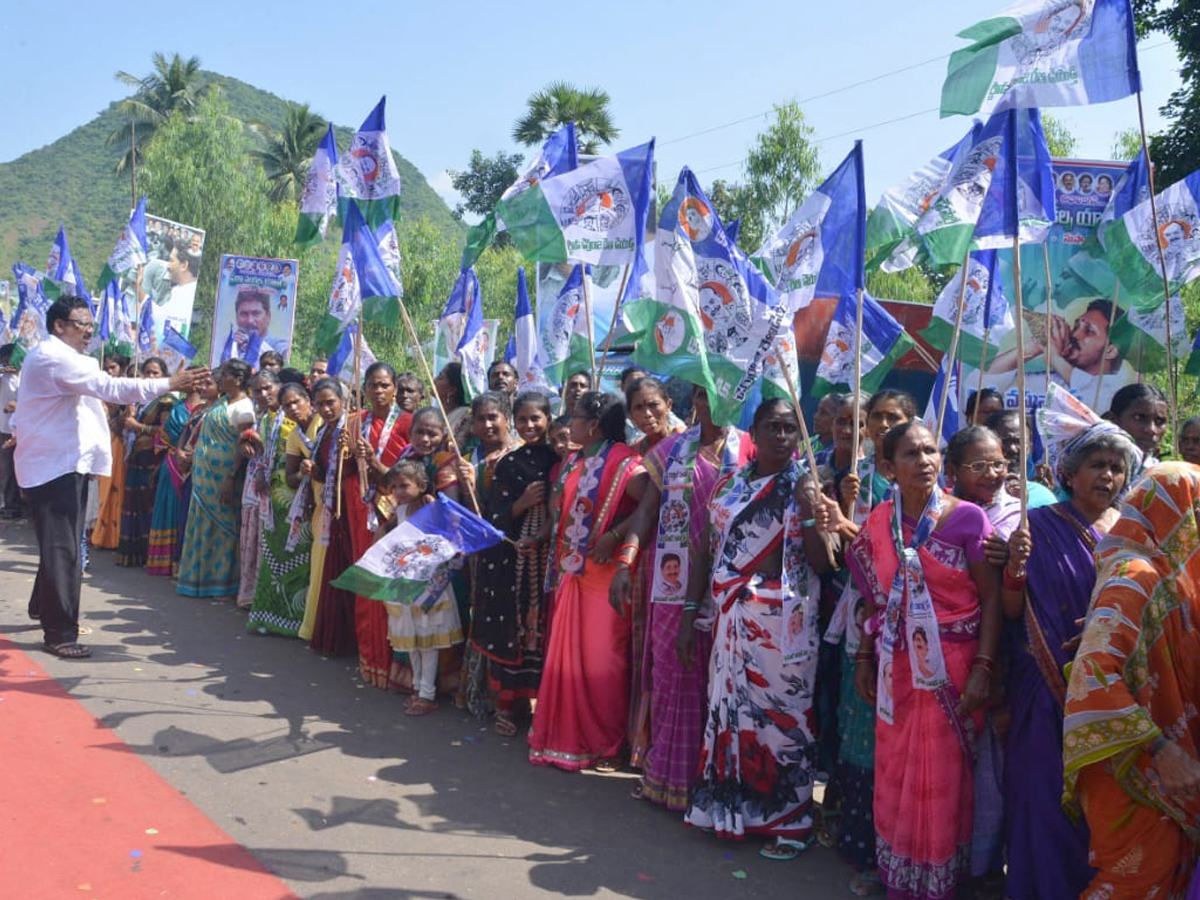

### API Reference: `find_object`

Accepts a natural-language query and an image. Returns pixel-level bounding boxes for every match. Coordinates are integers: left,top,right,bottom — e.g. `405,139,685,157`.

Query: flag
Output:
1112,293,1189,372
98,197,149,288
314,203,401,352
1186,324,1200,379
496,139,654,267
69,259,93,313
940,0,1140,118
504,334,516,364
11,263,50,364
923,355,962,447
326,321,377,378
218,323,261,365
625,167,799,426
136,298,157,357
45,226,71,282
219,323,236,363
812,292,915,395
461,211,498,271
373,218,404,297
456,271,490,401
500,122,579,205
920,250,1015,362
972,108,1057,249
1098,148,1151,247
866,121,1002,271
754,144,866,310
1104,170,1200,310
433,267,481,376
726,217,741,248
335,97,402,229
0,306,8,346
296,124,340,248
538,264,593,387
512,267,553,393
331,495,505,607
87,280,117,354
159,322,197,373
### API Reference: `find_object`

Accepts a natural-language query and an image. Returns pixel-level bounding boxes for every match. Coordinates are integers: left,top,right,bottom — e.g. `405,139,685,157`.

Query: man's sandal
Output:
44,642,91,659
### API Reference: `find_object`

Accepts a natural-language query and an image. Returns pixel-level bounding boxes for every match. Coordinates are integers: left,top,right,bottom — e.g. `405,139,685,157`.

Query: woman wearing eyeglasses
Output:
1000,407,1141,900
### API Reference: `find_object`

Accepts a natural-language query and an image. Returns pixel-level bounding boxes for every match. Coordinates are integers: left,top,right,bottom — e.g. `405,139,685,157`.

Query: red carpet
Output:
0,636,301,900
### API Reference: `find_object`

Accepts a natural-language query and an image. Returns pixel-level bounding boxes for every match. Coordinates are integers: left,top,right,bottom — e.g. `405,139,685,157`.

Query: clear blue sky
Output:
1,0,1183,211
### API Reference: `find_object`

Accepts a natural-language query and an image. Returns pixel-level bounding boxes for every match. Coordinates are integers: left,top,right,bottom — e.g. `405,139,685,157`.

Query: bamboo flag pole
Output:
778,351,822,481
1136,91,1179,438
351,306,370,499
935,252,971,444
581,266,598,386
975,329,991,425
850,287,866,469
1041,244,1054,463
594,263,633,382
1013,235,1029,528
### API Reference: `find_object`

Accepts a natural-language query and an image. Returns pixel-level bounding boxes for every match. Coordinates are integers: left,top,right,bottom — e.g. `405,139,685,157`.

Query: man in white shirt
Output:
0,342,22,518
11,297,208,659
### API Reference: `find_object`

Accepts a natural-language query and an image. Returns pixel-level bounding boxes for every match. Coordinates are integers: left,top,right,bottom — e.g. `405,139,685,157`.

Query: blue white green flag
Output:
98,197,149,288
921,250,1014,361
941,0,1140,118
500,123,579,206
1103,170,1200,311
335,98,402,230
625,168,798,426
1112,293,1188,372
1098,149,1150,247
538,265,592,386
332,495,504,607
315,203,401,352
512,267,552,394
812,292,914,396
434,267,480,378
754,145,864,310
297,124,340,248
496,140,654,267
972,108,1057,249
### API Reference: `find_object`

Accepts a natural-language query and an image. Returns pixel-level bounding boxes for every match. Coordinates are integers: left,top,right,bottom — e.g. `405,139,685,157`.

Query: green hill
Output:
0,71,461,281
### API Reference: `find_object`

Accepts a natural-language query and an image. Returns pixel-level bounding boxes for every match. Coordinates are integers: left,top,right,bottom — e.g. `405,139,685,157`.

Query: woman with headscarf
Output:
1002,385,1143,900
1063,463,1200,899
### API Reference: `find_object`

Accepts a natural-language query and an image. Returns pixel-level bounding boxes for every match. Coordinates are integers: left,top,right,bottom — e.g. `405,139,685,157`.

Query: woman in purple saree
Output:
1001,410,1142,900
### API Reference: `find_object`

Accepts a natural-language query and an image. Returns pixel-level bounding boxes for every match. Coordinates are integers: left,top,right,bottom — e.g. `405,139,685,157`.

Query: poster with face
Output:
208,255,299,368
141,215,206,344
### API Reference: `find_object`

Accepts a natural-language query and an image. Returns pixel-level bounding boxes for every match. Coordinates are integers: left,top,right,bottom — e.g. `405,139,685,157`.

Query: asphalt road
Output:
0,519,850,899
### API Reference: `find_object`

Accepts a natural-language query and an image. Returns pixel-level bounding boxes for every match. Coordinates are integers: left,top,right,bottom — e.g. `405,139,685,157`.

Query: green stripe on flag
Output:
295,213,324,250
939,15,1021,117
1104,219,1172,312
330,566,427,605
496,185,569,263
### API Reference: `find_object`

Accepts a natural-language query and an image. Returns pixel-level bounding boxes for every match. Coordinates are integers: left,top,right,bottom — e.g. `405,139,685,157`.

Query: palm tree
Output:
248,103,328,203
512,81,619,155
107,52,210,176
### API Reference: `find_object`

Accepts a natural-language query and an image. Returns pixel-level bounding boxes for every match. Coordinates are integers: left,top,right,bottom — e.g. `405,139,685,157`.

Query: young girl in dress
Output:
379,459,463,717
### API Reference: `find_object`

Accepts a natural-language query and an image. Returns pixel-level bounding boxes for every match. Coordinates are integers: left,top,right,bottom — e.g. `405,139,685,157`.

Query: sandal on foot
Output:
405,698,438,717
44,641,91,659
817,823,838,848
629,782,646,801
594,757,622,774
493,713,518,737
758,836,812,861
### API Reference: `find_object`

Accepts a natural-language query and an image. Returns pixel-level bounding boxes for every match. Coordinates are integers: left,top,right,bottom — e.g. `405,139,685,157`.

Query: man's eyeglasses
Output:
960,460,1008,475
66,319,95,331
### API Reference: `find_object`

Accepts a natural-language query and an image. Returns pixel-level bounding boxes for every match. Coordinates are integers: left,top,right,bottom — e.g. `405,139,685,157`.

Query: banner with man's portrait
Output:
964,158,1158,416
141,215,206,344
209,255,299,367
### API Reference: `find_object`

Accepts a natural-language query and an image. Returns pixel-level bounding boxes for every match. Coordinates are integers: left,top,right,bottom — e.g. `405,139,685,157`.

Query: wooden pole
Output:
351,307,369,499
975,328,991,425
595,263,632,382
130,121,138,211
1012,234,1029,528
1041,244,1054,464
1136,91,1179,438
850,287,865,468
935,252,971,445
779,351,822,480
581,266,598,387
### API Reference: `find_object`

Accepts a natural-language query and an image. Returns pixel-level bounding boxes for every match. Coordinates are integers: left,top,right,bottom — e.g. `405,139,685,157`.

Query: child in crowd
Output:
549,415,578,461
379,459,463,717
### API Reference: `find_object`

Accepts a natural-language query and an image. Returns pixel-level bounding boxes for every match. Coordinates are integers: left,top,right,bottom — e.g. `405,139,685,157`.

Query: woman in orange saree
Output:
1064,462,1200,900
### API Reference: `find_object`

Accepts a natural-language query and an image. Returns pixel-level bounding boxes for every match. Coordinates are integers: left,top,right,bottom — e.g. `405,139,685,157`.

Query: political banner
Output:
963,157,1142,415
208,255,299,368
140,215,206,344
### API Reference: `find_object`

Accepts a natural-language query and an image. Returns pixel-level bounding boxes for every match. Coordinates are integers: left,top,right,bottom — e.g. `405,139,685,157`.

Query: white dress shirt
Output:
11,335,170,488
0,369,19,433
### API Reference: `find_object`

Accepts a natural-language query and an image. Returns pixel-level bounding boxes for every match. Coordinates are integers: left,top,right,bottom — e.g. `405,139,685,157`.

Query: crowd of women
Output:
71,346,1200,900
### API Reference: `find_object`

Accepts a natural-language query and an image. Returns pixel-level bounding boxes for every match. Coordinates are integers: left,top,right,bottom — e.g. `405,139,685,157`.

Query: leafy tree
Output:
866,266,938,304
107,53,211,176
1133,0,1200,184
512,81,618,154
1040,113,1079,158
249,103,328,203
448,149,524,220
1110,127,1142,162
705,179,757,248
741,103,821,252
